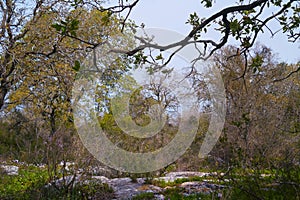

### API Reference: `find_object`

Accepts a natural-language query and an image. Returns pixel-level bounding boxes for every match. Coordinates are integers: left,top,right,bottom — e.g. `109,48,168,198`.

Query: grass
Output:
0,165,48,199
141,167,300,200
1,163,299,200
151,174,222,188
132,192,155,200
0,164,115,200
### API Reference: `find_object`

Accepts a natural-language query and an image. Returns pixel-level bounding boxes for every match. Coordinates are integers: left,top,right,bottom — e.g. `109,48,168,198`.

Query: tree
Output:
1,0,299,111
110,0,300,71
0,1,134,168
0,0,66,111
1,0,299,175
0,0,138,111
209,44,300,169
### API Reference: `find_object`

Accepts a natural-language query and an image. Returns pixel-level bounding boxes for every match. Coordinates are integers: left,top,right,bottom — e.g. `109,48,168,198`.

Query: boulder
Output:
0,165,19,175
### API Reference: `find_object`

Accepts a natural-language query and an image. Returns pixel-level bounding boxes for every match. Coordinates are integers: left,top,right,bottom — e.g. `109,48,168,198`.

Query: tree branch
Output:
274,65,300,82
122,0,270,61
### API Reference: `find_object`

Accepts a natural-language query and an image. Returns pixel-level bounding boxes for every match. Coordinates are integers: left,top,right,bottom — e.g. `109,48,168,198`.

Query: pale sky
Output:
128,0,300,64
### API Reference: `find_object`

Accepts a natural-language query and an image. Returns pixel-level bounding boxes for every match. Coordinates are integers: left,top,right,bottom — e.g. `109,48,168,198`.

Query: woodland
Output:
0,0,299,199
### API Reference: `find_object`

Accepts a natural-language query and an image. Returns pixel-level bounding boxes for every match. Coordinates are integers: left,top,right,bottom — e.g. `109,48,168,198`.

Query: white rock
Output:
59,161,75,171
165,171,210,178
154,194,165,200
92,176,110,183
1,165,19,175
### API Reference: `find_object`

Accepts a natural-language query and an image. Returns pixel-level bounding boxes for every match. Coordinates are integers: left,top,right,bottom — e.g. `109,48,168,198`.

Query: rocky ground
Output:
1,162,225,199
94,171,225,199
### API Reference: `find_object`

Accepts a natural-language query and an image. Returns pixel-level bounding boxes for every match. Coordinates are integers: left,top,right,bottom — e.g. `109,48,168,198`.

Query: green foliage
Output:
186,12,207,40
101,11,113,25
0,0,299,196
73,60,81,72
230,19,241,37
220,167,300,200
133,51,148,65
132,192,155,200
0,114,46,163
0,122,17,158
161,187,215,199
99,112,123,134
186,12,200,28
51,18,80,36
0,165,115,200
148,168,298,199
251,54,264,72
155,53,163,60
41,180,114,200
200,0,213,8
163,187,185,199
0,165,48,200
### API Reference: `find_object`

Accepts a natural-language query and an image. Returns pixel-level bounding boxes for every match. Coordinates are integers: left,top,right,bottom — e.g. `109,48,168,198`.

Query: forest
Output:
0,0,299,199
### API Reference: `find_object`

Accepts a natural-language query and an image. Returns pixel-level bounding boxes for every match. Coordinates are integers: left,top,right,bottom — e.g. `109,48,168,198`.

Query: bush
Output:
0,165,48,200
0,165,115,200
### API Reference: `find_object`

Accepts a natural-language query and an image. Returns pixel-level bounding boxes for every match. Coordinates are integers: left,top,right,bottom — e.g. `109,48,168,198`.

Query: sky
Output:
127,0,300,64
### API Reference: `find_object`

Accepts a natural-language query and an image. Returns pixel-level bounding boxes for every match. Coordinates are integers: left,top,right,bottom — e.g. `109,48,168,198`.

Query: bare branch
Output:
121,0,271,63
188,0,268,39
274,65,300,82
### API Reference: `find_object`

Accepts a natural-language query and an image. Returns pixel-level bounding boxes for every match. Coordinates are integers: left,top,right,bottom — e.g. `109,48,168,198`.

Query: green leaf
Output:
155,54,163,60
201,0,212,8
243,16,253,25
251,55,264,70
161,68,173,74
230,19,240,34
70,19,79,30
101,11,112,25
51,24,63,31
73,60,81,71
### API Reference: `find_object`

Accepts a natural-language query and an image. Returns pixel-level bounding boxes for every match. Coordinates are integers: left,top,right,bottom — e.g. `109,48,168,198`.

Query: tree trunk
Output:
0,86,8,110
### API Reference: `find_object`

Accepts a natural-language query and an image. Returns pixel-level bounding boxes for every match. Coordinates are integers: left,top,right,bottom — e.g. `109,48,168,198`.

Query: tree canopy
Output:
0,1,299,198
1,0,300,111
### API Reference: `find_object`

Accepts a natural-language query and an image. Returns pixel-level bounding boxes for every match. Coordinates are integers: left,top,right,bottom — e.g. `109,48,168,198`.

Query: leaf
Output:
73,60,81,71
51,24,63,31
251,55,264,69
155,54,163,60
161,68,173,74
201,0,212,8
230,19,240,34
70,19,79,30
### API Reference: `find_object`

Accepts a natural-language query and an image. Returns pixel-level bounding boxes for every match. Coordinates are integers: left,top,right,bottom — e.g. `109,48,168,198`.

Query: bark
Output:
0,86,8,110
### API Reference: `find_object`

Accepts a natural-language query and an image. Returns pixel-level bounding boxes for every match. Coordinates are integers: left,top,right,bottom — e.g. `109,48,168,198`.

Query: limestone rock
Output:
0,165,19,175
